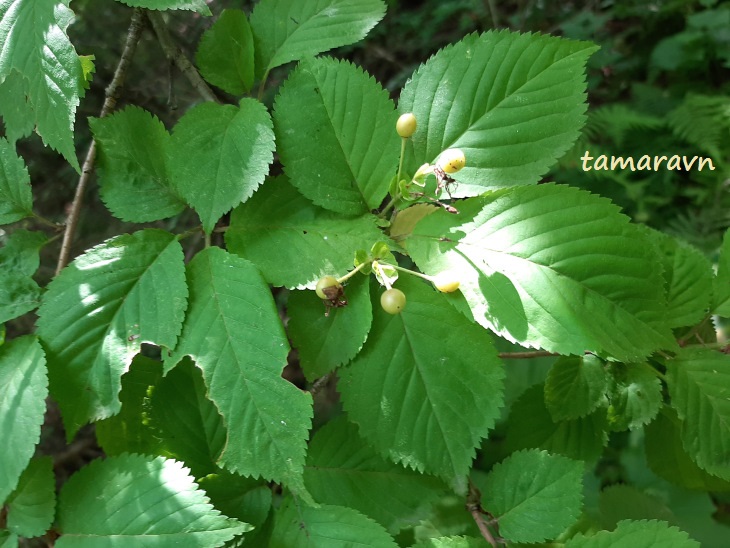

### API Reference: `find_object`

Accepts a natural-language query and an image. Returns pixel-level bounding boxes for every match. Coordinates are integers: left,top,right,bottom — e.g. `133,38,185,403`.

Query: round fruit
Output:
381,288,406,314
432,271,461,293
316,276,342,299
396,113,417,138
437,148,466,174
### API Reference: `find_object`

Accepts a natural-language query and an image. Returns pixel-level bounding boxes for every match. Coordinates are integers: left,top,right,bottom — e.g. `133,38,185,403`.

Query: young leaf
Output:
273,56,399,215
482,449,583,544
0,0,83,171
288,274,372,381
505,384,608,461
666,347,730,480
645,406,730,492
270,497,398,548
0,229,46,276
713,229,730,316
0,138,32,224
56,455,249,546
564,519,699,548
95,355,164,456
36,229,187,439
4,457,55,538
168,99,275,233
338,276,505,482
149,358,227,478
606,362,662,431
114,0,211,15
90,106,186,223
226,177,387,288
196,9,255,95
250,0,386,77
544,355,609,421
406,184,676,362
0,336,47,503
304,416,446,533
398,31,598,196
165,247,313,498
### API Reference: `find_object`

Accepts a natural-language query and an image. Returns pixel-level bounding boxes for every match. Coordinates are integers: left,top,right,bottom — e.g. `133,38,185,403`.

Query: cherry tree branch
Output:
56,8,146,275
467,480,498,547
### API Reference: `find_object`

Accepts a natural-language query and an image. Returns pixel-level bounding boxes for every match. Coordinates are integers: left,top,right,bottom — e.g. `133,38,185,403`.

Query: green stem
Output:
645,362,667,382
336,261,368,284
391,263,433,282
396,137,406,189
257,69,270,101
204,232,211,248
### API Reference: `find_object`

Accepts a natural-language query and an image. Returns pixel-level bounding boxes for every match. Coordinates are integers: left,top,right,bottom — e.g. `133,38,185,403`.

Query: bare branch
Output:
466,480,498,547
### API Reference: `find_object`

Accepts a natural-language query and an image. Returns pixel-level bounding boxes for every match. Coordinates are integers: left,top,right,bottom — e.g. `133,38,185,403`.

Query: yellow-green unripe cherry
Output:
315,276,342,299
432,271,461,293
396,113,417,138
381,288,406,314
437,148,466,174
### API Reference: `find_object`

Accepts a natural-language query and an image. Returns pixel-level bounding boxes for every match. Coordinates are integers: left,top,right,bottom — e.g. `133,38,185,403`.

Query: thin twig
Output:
466,480,498,547
146,11,220,104
498,350,559,359
56,8,145,275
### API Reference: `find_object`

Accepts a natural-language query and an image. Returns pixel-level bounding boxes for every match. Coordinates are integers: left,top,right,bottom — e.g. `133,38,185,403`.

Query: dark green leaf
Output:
0,138,32,224
544,355,609,421
0,271,40,323
564,519,699,548
198,472,272,530
598,484,675,530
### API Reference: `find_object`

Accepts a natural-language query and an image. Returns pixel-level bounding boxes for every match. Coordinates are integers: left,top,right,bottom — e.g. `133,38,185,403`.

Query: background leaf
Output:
0,272,40,323
226,177,386,288
598,484,675,530
165,247,313,497
36,229,187,438
4,457,55,538
0,0,83,171
304,416,446,533
606,362,662,431
168,99,275,233
250,0,386,76
482,449,583,544
338,276,505,482
713,229,730,316
564,519,699,548
57,454,248,547
270,497,397,548
0,138,32,224
273,56,399,214
544,355,609,421
90,106,186,223
288,274,372,381
0,336,47,503
196,9,254,95
407,184,676,361
666,347,730,480
398,30,597,196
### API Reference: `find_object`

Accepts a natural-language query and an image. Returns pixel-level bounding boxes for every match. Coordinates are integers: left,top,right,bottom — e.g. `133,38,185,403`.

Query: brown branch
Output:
466,480,498,547
498,350,559,359
146,11,220,104
55,9,146,275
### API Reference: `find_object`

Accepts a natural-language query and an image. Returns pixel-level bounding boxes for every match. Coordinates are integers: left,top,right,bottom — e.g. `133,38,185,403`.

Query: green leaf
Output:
57,454,249,547
0,138,32,224
90,106,186,223
411,538,489,548
36,229,187,439
150,358,227,478
338,276,505,482
198,472,272,530
482,449,583,544
273,56,399,215
304,416,446,533
606,362,662,431
0,71,34,144
0,0,83,171
288,274,372,381
0,271,40,323
0,531,17,548
564,519,699,548
544,355,609,421
168,99,275,233
114,0,211,15
406,184,676,362
666,347,730,480
398,30,597,196
714,229,730,316
226,177,387,288
5,457,55,538
598,484,675,530
95,355,164,456
270,497,398,548
250,0,386,76
645,406,730,491
0,336,47,503
505,383,608,461
0,229,46,276
196,9,254,95
165,247,313,498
